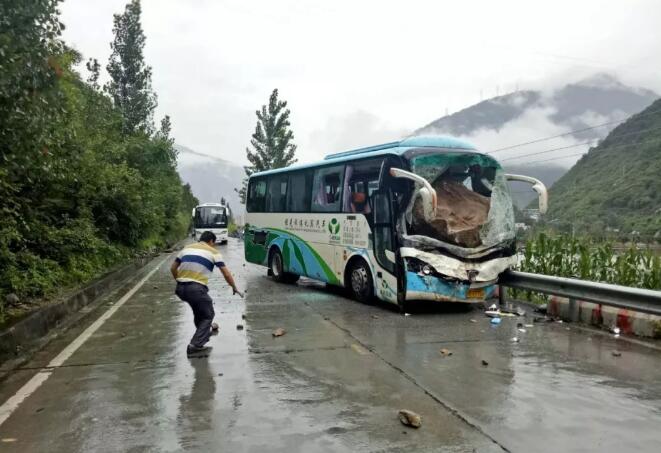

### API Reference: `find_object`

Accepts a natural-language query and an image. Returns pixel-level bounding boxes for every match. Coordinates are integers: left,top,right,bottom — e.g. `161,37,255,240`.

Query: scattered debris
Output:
517,322,523,328
501,306,526,316
371,315,379,319
120,332,127,337
1,438,17,443
511,337,519,342
485,308,500,318
218,372,224,376
404,313,412,317
533,316,553,323
517,328,526,333
524,324,533,328
612,350,622,357
490,317,501,325
212,322,219,331
241,314,246,320
470,319,477,323
481,359,489,366
236,324,244,330
556,320,563,324
36,407,44,413
272,328,286,337
152,285,158,289
398,409,422,428
440,348,453,357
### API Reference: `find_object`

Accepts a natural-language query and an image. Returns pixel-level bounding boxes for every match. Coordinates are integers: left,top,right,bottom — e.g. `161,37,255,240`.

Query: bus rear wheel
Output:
348,259,374,304
269,249,299,284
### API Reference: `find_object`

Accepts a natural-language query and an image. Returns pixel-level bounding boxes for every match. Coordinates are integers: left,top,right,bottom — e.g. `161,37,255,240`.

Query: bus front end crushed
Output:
400,247,516,303
394,150,520,304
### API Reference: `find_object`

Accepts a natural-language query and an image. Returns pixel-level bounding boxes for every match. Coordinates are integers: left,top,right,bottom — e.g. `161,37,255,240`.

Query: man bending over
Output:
171,231,242,356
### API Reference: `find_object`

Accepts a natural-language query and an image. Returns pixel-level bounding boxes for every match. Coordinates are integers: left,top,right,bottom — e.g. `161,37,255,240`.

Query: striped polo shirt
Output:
175,242,225,286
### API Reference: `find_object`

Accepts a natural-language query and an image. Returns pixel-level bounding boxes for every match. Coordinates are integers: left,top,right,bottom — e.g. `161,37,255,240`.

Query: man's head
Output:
199,231,216,245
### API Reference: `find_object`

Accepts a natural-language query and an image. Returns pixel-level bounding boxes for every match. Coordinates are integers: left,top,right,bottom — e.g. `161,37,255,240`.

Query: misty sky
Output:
61,0,661,166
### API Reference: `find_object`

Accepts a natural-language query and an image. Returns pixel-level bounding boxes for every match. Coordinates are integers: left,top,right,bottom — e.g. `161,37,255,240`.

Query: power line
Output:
511,136,661,166
487,107,661,154
499,125,661,163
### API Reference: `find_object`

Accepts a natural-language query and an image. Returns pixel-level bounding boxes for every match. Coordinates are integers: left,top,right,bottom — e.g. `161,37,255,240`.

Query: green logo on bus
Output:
328,218,340,235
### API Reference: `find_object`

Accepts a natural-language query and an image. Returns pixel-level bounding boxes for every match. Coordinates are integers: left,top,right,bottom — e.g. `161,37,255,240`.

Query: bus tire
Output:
268,248,299,284
347,259,374,304
268,249,285,282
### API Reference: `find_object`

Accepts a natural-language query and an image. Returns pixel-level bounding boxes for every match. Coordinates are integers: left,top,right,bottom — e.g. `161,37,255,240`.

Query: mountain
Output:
416,74,658,141
545,98,661,239
414,74,658,208
175,144,246,217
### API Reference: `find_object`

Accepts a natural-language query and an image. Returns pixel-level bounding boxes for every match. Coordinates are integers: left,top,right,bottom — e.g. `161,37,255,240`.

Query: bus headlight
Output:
422,265,432,275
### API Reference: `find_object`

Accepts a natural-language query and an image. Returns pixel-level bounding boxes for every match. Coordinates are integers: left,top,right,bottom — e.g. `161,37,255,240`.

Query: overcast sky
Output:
60,0,661,165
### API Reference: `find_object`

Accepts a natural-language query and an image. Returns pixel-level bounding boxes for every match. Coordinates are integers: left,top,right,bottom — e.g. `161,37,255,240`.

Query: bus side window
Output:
266,175,288,212
288,171,312,212
311,165,344,213
247,178,267,212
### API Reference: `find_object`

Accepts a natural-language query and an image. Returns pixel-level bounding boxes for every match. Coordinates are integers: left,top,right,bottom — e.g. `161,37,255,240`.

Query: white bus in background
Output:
192,203,229,244
244,136,548,311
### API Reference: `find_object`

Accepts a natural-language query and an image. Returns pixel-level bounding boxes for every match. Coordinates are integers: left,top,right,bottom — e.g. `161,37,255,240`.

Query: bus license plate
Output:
467,288,485,299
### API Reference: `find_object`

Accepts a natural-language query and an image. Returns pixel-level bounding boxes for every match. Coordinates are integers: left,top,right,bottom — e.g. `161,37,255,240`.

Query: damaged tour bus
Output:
244,136,547,310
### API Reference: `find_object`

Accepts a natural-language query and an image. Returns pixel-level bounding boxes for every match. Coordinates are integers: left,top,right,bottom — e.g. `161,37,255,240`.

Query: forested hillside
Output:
546,99,661,240
0,1,197,311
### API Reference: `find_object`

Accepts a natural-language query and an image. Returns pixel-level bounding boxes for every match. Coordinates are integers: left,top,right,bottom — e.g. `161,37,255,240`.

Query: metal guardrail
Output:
499,270,661,316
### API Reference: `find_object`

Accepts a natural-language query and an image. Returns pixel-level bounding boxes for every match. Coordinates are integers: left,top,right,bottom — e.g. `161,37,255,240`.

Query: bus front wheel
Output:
269,249,299,284
348,259,374,304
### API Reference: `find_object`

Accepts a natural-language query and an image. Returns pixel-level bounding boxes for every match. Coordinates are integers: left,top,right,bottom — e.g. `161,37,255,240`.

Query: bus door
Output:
370,157,400,303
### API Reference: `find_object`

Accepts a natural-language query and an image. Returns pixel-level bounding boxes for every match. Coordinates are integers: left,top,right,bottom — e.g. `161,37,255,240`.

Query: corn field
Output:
517,233,661,290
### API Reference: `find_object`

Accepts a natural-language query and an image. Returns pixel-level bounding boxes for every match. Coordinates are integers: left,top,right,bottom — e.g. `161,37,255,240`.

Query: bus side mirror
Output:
389,168,437,222
505,174,548,214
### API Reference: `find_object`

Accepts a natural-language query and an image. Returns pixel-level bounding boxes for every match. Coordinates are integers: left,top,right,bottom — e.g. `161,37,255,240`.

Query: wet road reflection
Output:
0,239,660,452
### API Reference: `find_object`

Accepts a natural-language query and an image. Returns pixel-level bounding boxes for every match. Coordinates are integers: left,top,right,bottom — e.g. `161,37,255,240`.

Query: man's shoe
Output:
187,344,212,356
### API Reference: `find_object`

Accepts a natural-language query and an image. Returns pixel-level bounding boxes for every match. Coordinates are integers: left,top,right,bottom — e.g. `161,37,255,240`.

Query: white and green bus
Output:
244,136,547,310
192,203,229,244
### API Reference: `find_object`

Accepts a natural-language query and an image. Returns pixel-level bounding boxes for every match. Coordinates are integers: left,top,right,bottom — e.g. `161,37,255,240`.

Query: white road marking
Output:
0,256,169,428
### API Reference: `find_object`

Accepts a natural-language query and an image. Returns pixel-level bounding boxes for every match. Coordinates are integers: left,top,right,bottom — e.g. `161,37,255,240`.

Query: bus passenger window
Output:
288,171,312,212
311,165,344,212
247,179,267,212
266,175,288,212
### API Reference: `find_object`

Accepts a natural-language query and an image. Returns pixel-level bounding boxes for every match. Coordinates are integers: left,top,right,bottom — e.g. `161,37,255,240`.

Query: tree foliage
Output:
545,98,661,241
240,89,297,203
105,0,156,136
0,0,197,317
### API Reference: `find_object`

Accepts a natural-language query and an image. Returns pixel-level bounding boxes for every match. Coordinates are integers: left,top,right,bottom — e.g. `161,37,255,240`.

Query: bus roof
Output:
251,135,478,178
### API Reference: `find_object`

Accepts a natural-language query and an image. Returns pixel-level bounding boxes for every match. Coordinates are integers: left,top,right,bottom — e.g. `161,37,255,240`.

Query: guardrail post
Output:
498,285,506,306
568,298,579,322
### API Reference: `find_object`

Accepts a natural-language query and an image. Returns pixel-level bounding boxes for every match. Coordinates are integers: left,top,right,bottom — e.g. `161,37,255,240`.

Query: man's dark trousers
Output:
175,282,215,348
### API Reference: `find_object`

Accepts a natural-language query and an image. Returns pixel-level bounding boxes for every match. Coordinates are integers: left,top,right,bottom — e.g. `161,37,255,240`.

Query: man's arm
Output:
170,259,180,280
219,266,243,297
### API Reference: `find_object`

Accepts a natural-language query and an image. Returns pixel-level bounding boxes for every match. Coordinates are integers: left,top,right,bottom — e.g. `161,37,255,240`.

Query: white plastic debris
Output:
517,328,526,333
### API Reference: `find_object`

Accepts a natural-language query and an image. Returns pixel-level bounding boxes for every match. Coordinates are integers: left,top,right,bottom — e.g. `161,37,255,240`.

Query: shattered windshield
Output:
405,152,515,251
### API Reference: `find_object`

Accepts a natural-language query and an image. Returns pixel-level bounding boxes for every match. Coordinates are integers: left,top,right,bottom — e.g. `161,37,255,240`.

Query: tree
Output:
157,115,173,143
105,0,156,136
240,88,297,203
85,58,101,90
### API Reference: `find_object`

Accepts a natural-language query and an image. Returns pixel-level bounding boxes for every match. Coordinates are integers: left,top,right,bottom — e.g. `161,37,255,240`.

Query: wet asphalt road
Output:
1,239,661,452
